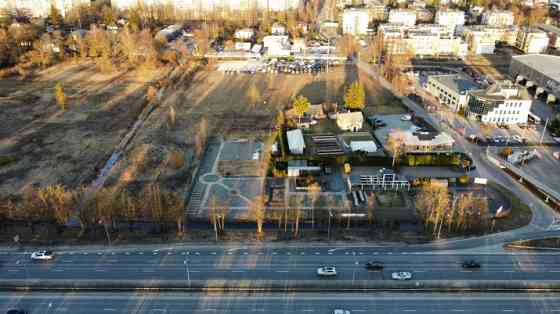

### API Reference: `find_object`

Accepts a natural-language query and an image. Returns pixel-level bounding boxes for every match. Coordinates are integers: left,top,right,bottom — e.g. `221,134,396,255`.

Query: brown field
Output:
0,62,164,197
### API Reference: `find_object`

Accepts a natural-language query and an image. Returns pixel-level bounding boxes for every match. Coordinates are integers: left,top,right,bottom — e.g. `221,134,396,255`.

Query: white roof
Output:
403,131,455,146
350,140,377,153
337,112,363,124
287,129,305,151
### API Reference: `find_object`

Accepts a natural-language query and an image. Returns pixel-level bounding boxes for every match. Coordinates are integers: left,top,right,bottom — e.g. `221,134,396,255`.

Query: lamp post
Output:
184,258,191,288
327,211,333,240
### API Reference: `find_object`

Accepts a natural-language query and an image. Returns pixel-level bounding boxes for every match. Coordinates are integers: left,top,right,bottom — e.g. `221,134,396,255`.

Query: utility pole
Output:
540,117,549,144
327,211,333,240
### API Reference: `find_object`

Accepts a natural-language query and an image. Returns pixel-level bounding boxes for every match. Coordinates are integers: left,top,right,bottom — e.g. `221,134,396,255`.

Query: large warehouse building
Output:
510,54,560,103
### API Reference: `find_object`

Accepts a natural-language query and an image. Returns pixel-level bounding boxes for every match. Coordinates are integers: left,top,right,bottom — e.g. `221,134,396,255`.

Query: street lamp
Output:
184,258,191,288
327,211,333,240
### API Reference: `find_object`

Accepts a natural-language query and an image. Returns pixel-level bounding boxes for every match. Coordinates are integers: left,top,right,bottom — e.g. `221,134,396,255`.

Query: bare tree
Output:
387,130,406,168
250,196,266,236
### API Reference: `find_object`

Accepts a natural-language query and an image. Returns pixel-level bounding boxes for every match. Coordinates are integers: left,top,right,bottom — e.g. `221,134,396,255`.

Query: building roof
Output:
403,131,455,146
538,23,560,35
469,80,531,101
512,54,560,83
336,111,364,125
287,129,305,152
430,74,481,95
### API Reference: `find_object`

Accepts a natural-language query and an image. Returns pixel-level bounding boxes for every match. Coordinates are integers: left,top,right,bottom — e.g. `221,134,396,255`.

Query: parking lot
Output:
217,60,333,75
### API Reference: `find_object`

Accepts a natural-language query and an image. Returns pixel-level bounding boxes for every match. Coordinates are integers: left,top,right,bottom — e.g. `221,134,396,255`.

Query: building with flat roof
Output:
463,25,518,55
481,10,514,27
388,9,417,27
537,23,560,49
287,129,305,155
426,74,482,112
510,54,560,101
400,130,455,153
435,10,465,34
515,27,550,54
467,81,533,124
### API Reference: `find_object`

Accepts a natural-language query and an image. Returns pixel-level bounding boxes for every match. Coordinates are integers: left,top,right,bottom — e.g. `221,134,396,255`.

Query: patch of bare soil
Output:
0,61,163,197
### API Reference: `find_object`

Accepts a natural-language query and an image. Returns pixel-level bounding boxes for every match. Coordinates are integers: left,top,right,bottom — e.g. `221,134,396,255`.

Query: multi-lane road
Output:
2,247,560,282
3,292,560,313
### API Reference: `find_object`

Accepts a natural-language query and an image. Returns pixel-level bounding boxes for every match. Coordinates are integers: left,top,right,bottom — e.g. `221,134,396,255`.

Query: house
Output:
287,129,306,155
342,7,370,36
336,112,363,132
263,35,291,57
286,104,326,120
426,74,482,112
467,80,533,125
235,28,255,40
287,160,321,177
395,130,455,153
271,22,287,35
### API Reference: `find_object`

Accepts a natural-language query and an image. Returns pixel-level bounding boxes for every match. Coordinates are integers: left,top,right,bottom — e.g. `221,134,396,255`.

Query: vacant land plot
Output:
0,62,162,198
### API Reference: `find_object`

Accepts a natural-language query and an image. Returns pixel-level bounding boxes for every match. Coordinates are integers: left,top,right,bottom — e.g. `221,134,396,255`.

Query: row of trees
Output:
415,184,491,239
0,184,185,237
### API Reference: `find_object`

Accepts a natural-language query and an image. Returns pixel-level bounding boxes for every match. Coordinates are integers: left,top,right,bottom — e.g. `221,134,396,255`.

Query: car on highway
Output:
462,260,481,269
6,309,28,314
365,261,384,271
400,114,412,121
30,250,54,261
317,266,337,277
333,309,351,314
391,271,412,280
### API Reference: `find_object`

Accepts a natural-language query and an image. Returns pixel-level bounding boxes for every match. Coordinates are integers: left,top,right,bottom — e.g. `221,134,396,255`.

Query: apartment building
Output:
435,10,465,34
467,81,533,125
342,7,369,36
481,10,514,27
388,9,416,27
515,27,550,54
463,25,518,54
380,24,467,57
366,0,387,21
426,74,482,112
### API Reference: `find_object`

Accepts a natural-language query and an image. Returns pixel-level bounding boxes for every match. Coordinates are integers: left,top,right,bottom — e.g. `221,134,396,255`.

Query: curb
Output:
504,244,560,251
3,280,560,292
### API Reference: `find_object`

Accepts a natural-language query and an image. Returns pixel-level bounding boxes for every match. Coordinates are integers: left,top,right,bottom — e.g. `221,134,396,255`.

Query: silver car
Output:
391,271,412,280
317,266,337,277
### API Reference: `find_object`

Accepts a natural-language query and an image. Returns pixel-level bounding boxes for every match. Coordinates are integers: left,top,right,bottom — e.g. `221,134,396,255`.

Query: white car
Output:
333,310,351,314
317,266,337,277
391,271,412,280
30,250,54,261
400,114,412,121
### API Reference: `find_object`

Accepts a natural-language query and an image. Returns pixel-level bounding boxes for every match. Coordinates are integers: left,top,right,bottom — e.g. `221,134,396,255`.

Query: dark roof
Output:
430,74,481,94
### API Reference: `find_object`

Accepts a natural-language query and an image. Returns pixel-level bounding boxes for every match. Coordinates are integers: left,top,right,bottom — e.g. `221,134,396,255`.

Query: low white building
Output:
467,81,533,125
388,9,417,27
342,7,370,36
336,112,363,132
287,129,306,155
463,25,518,55
435,10,465,34
350,140,377,153
482,10,514,27
381,24,468,57
263,35,291,57
389,130,455,153
287,160,321,177
515,27,550,54
427,74,483,112
234,42,252,51
235,28,255,40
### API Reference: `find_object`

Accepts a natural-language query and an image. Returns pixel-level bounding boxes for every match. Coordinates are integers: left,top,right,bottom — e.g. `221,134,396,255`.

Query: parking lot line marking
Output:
103,308,116,311
275,270,289,273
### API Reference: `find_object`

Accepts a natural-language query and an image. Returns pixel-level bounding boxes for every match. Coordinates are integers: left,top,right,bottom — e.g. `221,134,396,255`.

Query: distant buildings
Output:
234,28,255,41
365,0,387,21
426,74,482,112
515,27,550,54
388,9,416,27
435,10,465,34
463,25,518,54
342,8,369,36
481,10,514,27
467,81,533,125
271,22,287,35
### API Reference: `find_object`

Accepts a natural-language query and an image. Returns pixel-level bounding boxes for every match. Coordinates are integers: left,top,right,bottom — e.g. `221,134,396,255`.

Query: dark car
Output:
365,261,384,270
462,260,481,269
7,309,28,314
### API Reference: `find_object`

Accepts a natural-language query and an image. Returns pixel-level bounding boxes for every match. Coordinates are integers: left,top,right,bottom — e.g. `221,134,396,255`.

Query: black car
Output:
365,261,384,270
462,260,481,269
7,309,28,314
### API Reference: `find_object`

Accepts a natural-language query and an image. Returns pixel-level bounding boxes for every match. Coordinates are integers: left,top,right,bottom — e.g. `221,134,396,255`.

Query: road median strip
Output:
3,279,560,292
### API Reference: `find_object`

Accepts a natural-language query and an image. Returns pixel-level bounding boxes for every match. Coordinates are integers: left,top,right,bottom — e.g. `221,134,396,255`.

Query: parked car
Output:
6,309,28,314
30,250,54,261
333,310,351,314
365,261,384,271
400,114,412,121
317,266,337,277
391,271,412,280
462,260,481,269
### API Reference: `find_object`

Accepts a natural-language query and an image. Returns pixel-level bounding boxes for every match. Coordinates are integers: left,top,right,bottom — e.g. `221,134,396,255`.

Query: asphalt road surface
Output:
2,248,560,282
2,292,560,313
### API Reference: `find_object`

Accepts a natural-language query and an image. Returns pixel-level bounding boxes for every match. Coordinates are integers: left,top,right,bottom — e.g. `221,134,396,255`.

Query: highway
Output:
3,292,560,313
2,248,560,282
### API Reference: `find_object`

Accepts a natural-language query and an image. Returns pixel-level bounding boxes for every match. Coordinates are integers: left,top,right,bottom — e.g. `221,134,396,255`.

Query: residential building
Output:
234,28,255,40
515,27,550,54
111,0,301,11
415,8,433,23
426,74,482,112
467,81,533,125
336,112,364,132
342,7,369,36
388,9,417,27
320,21,339,38
263,35,290,57
366,0,387,21
463,25,518,54
435,10,465,34
481,10,514,27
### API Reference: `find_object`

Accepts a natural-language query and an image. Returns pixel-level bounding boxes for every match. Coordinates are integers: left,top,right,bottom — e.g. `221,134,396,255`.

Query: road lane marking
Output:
103,309,116,311
302,310,314,312
143,270,155,273
503,310,514,312
403,310,417,312
97,252,103,255
232,270,245,273
451,310,465,312
275,270,289,273
53,269,64,272
315,252,320,255
211,252,217,255
503,271,515,273
272,252,278,255
95,269,106,272
413,270,426,273
7,270,20,272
